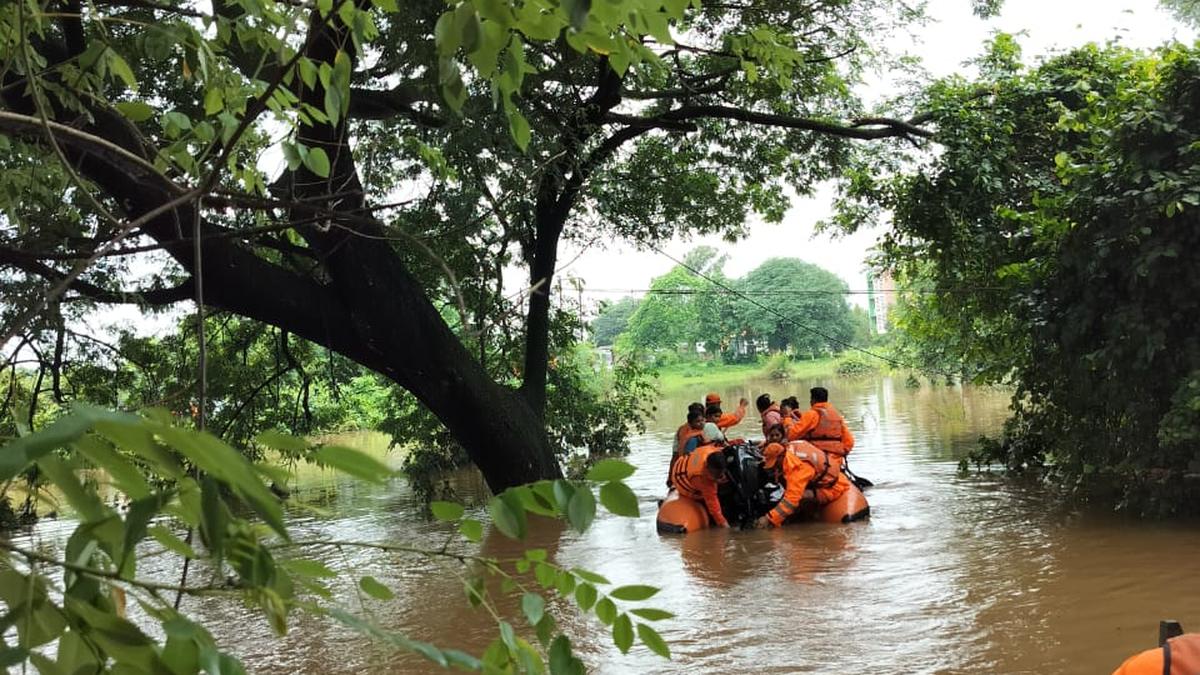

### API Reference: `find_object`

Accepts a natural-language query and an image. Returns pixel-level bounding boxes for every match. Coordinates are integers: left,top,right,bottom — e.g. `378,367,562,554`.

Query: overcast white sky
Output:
557,0,1195,310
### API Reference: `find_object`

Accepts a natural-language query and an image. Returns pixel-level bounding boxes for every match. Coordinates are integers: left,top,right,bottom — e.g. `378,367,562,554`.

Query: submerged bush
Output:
835,354,880,377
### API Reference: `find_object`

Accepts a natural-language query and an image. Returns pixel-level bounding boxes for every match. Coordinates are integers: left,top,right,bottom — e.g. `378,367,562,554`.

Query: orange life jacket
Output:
804,405,848,456
669,444,728,527
766,442,845,526
675,426,704,455
671,444,717,496
1113,634,1200,675
783,442,840,490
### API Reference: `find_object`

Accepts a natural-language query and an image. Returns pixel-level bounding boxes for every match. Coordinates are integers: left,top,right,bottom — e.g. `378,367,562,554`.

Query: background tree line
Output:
590,247,870,362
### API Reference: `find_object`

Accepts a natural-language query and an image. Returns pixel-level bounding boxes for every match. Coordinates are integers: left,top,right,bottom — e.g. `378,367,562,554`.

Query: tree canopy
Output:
621,251,857,359
850,37,1200,514
0,0,942,490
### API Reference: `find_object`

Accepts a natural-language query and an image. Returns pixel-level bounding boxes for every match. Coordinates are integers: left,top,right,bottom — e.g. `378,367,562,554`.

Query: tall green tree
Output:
848,38,1200,514
590,297,640,347
728,257,855,356
625,254,729,353
0,0,943,490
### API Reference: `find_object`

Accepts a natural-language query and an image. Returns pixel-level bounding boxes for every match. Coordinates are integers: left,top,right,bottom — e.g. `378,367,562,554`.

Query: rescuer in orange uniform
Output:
784,387,855,470
1112,633,1200,674
669,427,730,528
704,393,749,431
755,433,849,528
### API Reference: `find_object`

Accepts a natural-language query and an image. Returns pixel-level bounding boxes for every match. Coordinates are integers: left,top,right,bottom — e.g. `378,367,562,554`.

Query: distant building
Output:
867,271,896,334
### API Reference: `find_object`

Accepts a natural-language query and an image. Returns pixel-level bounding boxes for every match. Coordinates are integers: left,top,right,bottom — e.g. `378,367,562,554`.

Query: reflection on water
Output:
10,377,1200,673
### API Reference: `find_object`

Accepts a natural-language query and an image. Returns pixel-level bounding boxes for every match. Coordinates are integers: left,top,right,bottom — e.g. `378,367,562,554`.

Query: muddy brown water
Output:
12,375,1200,673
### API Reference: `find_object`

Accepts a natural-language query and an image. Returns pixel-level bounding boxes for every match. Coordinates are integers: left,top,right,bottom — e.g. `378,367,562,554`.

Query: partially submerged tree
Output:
0,0,940,490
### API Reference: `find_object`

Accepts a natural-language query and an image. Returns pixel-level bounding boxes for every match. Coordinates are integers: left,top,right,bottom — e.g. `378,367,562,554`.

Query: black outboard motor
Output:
718,443,784,528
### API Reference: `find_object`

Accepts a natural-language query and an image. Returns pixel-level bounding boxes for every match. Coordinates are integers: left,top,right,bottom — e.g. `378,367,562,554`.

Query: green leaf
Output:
612,614,633,654
0,409,97,481
599,481,639,517
534,561,556,588
573,582,596,611
509,109,531,151
636,622,671,658
39,456,108,523
459,518,484,542
566,484,595,532
371,0,397,11
203,86,224,115
551,480,575,510
281,559,337,579
594,597,616,625
303,147,331,178
630,607,674,621
554,570,576,595
488,492,527,540
586,458,636,482
73,434,151,499
199,476,227,558
521,592,545,626
430,500,465,522
115,101,155,122
359,576,394,600
254,430,308,453
571,568,610,585
314,445,392,483
106,49,138,90
562,0,590,30
609,584,659,601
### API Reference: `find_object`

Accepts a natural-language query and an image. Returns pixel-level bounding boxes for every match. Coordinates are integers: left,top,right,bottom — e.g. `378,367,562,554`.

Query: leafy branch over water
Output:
0,408,671,672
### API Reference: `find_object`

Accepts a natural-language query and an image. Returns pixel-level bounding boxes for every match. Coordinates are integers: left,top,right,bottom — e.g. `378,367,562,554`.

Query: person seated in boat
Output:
755,394,781,438
755,434,850,528
669,429,730,528
703,393,749,431
685,422,725,455
783,387,855,471
673,404,705,455
705,403,748,436
667,408,706,488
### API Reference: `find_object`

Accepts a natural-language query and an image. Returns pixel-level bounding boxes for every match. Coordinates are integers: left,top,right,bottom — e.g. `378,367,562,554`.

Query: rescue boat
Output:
656,443,870,534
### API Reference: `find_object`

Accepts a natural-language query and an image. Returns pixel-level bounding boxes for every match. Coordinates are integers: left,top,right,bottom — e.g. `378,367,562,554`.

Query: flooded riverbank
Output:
9,376,1200,673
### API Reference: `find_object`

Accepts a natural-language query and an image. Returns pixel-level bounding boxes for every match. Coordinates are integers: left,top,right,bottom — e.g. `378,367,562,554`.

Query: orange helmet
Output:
762,442,786,470
704,392,721,406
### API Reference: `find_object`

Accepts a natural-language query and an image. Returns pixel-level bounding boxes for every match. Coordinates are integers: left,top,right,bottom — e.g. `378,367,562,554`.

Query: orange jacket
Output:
766,441,848,527
674,425,704,456
715,399,748,431
1113,634,1200,675
786,403,854,457
670,444,728,527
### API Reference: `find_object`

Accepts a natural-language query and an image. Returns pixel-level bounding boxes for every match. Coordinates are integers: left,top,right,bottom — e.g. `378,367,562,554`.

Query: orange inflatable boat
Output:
656,443,870,534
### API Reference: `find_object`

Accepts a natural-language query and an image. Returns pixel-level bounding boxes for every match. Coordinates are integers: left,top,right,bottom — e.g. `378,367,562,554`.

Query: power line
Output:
647,245,926,372
578,287,1002,296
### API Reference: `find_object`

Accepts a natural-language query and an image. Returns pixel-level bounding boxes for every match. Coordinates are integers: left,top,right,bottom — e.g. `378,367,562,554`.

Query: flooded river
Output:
14,375,1200,673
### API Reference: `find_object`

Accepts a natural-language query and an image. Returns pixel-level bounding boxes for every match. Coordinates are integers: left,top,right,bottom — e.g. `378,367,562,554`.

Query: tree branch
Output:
0,246,195,305
616,104,934,141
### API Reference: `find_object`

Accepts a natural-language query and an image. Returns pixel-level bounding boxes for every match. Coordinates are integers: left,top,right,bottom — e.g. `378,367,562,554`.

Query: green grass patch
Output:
654,357,840,391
